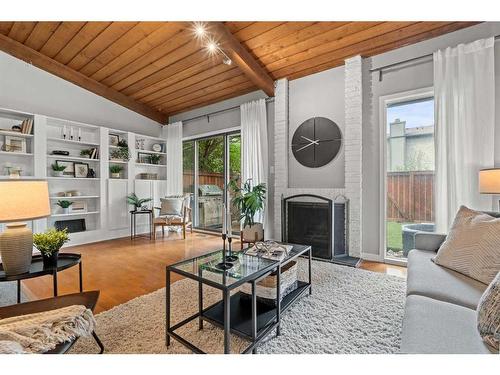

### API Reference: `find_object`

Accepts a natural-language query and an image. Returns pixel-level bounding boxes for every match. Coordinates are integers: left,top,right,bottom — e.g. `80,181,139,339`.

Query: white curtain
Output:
166,121,183,196
434,37,495,232
241,99,269,232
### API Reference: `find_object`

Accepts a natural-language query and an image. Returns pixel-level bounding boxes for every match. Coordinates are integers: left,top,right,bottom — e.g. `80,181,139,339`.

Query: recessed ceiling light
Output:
207,41,218,53
194,24,205,37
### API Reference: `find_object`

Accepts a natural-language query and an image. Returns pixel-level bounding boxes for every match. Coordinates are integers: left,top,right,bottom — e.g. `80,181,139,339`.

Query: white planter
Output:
242,222,264,242
52,171,64,177
111,173,121,179
61,207,70,215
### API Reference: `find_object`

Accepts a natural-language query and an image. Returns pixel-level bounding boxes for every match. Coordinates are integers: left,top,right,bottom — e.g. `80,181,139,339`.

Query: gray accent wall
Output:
0,51,161,136
288,65,345,188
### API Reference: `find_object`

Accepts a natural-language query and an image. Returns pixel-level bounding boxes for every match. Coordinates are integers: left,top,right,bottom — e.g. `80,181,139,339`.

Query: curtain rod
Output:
179,97,275,124
369,35,500,79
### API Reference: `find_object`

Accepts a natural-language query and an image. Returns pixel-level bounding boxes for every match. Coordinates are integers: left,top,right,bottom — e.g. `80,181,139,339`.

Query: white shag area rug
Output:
71,260,406,354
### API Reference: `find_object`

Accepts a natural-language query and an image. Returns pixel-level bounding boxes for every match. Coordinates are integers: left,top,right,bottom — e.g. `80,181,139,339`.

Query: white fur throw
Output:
0,305,95,354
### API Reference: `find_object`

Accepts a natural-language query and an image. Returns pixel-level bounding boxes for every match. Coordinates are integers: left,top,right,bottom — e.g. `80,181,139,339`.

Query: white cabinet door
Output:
107,179,129,230
152,180,168,208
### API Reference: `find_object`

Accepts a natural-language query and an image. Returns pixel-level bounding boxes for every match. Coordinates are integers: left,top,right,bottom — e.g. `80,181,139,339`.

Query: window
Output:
381,89,435,263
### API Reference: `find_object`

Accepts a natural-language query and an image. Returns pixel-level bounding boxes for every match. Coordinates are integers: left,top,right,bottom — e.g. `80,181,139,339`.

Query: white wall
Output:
0,51,162,136
362,22,500,257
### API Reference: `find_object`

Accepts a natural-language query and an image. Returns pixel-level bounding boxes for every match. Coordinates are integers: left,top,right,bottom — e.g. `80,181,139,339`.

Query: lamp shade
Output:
479,168,500,194
0,180,50,222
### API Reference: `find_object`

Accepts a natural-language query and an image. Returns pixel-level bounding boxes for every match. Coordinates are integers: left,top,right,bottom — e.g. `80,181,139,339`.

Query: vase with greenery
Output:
57,200,73,214
149,153,161,165
127,193,152,211
110,165,123,179
110,146,131,161
80,149,92,158
51,162,66,177
228,178,266,241
33,228,70,268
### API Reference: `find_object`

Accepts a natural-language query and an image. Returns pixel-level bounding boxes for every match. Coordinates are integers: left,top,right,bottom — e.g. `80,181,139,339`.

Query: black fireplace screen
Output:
282,194,333,260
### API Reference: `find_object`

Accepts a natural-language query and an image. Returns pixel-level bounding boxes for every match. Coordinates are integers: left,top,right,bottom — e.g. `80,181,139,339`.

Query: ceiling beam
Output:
0,33,169,124
210,22,275,97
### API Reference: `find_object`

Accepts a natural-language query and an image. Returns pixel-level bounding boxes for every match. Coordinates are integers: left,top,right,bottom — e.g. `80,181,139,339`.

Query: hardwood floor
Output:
22,232,406,313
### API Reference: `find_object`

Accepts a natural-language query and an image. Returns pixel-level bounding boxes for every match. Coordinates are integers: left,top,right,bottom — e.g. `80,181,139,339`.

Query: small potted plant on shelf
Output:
229,178,266,243
57,200,73,214
110,146,131,162
149,153,161,165
33,228,70,268
110,165,123,179
127,193,152,212
80,149,92,158
51,162,66,177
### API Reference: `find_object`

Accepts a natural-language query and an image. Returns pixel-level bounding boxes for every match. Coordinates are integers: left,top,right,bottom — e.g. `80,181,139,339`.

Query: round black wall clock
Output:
291,117,342,168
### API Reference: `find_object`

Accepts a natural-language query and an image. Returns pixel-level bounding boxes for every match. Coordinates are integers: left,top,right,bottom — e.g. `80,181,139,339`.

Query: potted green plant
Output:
110,165,123,179
229,178,266,241
127,193,152,211
110,146,131,161
80,149,92,158
51,162,66,177
33,228,70,268
57,200,73,214
149,153,161,165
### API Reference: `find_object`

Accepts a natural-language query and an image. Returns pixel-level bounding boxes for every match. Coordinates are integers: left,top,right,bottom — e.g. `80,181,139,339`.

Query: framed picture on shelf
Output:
74,162,89,178
109,133,120,146
56,160,75,177
3,136,27,153
70,200,87,213
137,152,150,164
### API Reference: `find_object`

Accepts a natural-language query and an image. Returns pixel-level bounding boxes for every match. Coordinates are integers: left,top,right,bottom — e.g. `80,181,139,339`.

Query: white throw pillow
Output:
160,197,183,216
433,206,500,285
477,271,500,351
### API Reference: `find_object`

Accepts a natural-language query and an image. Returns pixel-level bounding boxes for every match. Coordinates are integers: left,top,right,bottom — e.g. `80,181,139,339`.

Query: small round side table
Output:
130,209,153,240
0,253,83,304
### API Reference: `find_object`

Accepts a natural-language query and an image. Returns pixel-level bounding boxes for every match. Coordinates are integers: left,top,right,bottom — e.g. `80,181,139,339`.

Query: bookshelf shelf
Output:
0,151,33,157
49,195,100,199
47,137,100,147
51,211,100,218
47,154,100,162
135,163,166,168
0,130,34,138
134,149,166,155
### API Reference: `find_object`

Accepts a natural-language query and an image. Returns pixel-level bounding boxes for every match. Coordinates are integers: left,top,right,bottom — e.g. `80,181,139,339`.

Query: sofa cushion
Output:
401,295,493,354
407,249,487,309
433,206,500,285
477,271,500,351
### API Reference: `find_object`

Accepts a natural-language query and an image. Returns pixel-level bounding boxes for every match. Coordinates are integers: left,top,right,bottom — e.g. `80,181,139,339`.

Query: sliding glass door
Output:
183,131,241,235
381,88,435,263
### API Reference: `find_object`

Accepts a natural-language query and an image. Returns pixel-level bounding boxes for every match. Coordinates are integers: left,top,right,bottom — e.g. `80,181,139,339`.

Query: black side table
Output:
130,209,153,240
0,253,83,304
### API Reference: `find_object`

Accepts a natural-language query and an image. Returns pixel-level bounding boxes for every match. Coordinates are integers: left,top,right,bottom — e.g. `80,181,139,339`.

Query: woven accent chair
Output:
153,195,193,240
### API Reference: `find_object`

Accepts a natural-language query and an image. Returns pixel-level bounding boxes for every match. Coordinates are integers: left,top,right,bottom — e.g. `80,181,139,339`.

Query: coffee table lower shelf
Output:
202,281,311,340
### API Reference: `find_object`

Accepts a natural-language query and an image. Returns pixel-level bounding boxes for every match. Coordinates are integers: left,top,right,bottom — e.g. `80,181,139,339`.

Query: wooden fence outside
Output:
183,172,227,191
387,171,434,222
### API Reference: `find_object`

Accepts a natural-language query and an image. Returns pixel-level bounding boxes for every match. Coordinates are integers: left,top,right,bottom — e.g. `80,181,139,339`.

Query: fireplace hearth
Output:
281,194,360,267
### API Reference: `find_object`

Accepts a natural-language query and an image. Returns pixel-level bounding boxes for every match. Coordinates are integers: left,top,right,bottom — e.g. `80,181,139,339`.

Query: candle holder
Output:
225,236,238,262
215,233,233,270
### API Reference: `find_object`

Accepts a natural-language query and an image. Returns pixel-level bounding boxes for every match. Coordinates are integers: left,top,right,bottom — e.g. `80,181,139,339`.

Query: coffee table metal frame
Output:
165,244,312,354
0,253,83,304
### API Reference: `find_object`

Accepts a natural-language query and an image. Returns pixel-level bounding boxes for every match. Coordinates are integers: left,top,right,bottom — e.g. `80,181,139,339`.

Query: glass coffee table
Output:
165,243,312,354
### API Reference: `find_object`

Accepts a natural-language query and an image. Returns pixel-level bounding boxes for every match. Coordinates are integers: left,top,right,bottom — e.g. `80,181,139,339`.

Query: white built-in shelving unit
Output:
0,107,168,246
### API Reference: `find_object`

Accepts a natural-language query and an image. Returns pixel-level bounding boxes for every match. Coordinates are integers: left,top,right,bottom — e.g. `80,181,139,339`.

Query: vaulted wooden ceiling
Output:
0,21,478,123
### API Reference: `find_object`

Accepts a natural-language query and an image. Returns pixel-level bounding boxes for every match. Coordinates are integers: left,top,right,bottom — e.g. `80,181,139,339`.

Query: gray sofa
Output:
400,231,495,354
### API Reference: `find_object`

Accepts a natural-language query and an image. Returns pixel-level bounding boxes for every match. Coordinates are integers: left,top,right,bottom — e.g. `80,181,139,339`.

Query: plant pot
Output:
242,223,264,242
53,171,64,177
42,250,59,268
61,207,70,215
111,172,121,179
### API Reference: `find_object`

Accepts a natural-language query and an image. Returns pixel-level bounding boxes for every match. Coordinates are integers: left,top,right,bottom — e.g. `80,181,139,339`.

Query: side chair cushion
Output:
160,197,183,216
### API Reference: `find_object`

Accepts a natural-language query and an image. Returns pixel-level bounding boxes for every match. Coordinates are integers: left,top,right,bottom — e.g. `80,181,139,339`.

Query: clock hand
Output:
300,135,319,145
296,142,315,152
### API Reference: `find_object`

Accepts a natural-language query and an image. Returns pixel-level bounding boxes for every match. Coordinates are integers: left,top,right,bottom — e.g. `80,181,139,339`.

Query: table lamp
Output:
0,180,50,275
479,168,500,211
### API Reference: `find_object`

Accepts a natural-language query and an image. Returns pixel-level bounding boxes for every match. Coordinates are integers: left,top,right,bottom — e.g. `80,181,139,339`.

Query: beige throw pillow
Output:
477,271,500,351
160,197,183,216
433,206,500,285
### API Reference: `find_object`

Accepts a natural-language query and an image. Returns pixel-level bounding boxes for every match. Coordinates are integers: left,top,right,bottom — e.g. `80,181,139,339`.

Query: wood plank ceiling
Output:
0,21,478,123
